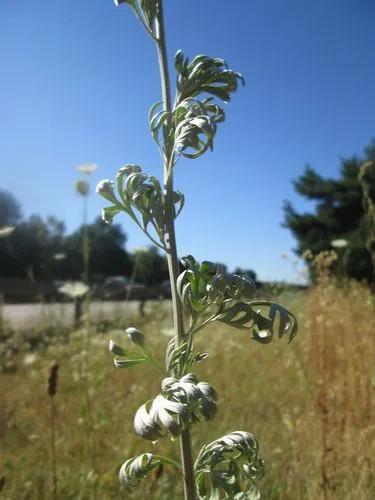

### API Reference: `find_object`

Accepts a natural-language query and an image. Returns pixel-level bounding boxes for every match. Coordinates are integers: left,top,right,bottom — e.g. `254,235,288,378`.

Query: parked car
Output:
92,276,146,300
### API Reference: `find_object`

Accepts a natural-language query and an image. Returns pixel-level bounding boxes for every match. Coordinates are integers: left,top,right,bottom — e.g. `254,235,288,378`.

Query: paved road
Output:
1,301,166,329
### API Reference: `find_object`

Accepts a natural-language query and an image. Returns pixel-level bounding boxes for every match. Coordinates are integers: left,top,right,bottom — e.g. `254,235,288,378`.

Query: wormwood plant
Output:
97,1,297,498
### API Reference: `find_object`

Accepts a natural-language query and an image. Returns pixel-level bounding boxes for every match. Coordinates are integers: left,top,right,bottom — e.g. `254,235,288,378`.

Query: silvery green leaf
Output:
114,356,146,368
99,165,179,249
194,431,264,499
231,274,256,300
101,205,120,224
161,373,217,423
134,373,217,442
197,381,217,401
114,0,132,5
172,97,225,160
165,336,196,375
172,190,185,218
134,394,188,440
134,404,162,441
215,301,297,344
177,256,257,318
175,51,244,104
114,0,156,36
119,453,177,491
119,453,155,489
174,112,216,159
181,255,198,269
249,301,298,343
117,163,142,179
96,179,118,204
149,102,170,145
139,0,157,28
150,395,185,436
175,49,185,74
215,302,270,330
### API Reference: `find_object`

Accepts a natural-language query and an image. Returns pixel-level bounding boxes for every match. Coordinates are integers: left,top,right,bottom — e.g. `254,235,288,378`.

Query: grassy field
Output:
0,282,374,499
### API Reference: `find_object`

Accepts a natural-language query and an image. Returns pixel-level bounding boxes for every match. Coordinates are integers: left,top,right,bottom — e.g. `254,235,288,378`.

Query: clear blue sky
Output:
1,0,375,282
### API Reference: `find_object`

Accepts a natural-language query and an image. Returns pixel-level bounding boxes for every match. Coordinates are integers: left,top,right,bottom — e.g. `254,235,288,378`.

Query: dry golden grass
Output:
0,284,374,499
308,280,375,500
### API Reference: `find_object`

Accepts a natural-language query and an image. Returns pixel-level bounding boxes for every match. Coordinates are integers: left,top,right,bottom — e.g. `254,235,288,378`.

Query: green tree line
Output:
0,189,168,285
0,190,257,286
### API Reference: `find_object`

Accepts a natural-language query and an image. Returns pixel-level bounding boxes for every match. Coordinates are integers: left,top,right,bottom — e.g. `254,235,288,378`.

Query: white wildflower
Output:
53,252,66,261
331,239,348,249
23,353,38,366
59,281,89,299
0,226,15,238
77,163,98,175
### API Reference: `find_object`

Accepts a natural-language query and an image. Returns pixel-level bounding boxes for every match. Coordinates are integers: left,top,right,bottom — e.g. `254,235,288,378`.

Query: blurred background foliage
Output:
284,139,375,282
2,139,375,287
0,190,256,288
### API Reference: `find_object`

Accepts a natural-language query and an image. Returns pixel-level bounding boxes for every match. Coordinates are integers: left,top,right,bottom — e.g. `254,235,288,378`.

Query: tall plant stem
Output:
50,397,57,500
82,193,89,286
154,2,196,499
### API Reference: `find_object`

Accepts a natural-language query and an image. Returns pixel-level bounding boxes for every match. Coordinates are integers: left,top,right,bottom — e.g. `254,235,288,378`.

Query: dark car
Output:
92,276,146,300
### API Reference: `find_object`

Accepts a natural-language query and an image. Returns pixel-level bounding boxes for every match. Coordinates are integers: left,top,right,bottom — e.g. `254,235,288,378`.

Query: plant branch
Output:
154,455,183,471
154,2,196,498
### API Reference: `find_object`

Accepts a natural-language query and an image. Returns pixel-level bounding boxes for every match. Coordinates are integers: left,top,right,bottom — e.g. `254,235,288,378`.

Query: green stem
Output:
188,314,217,337
82,193,89,286
154,2,197,499
154,455,183,471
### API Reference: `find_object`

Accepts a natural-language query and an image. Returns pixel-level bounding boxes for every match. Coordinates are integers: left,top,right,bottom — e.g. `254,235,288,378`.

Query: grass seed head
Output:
47,360,59,397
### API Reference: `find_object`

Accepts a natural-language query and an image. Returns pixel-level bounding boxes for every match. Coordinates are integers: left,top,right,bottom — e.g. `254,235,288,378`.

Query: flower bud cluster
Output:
96,165,184,248
177,255,255,315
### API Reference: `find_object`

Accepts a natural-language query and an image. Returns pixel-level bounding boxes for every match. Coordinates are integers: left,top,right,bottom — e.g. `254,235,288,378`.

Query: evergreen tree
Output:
283,140,375,281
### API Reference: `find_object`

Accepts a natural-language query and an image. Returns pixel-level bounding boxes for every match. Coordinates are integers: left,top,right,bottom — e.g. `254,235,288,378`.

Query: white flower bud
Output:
96,179,117,204
126,327,145,347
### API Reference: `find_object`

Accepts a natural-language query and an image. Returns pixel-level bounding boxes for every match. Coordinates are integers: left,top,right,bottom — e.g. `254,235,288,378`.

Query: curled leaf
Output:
119,452,179,491
134,374,217,440
96,179,118,204
149,53,243,160
101,206,120,224
162,373,217,422
175,51,244,104
98,165,183,247
194,431,264,499
119,453,157,489
114,0,156,35
174,98,224,159
177,256,256,314
216,301,298,343
134,395,189,440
